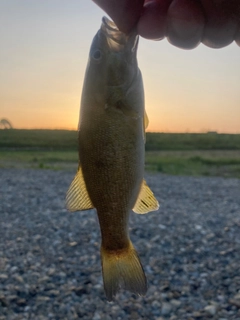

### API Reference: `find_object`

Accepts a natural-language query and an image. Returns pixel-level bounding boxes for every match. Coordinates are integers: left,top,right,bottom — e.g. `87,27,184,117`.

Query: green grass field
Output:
145,150,240,178
1,129,240,178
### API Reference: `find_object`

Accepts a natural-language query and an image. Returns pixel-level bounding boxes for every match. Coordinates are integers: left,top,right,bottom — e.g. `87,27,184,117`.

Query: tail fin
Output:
101,242,147,301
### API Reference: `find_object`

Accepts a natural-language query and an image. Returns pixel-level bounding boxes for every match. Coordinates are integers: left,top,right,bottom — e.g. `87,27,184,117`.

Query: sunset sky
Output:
1,1,240,133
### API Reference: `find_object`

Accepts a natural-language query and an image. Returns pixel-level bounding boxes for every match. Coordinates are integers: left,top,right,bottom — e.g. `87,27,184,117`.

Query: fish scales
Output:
66,16,159,301
80,118,144,250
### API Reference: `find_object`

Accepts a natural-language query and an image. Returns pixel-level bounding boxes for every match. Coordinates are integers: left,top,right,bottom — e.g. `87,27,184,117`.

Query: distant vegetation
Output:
0,129,78,150
1,129,240,151
0,129,240,178
146,132,240,151
0,118,13,129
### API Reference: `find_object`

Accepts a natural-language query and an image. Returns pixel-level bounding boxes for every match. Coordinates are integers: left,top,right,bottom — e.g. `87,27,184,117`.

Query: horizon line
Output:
1,128,240,135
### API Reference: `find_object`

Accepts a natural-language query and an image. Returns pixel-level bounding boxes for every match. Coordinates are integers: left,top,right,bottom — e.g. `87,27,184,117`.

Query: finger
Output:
92,0,144,34
167,0,205,49
137,0,172,40
235,26,240,46
201,0,239,48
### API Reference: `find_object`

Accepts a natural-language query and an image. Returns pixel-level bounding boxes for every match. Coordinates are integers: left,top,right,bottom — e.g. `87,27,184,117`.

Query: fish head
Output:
82,17,142,112
99,16,139,87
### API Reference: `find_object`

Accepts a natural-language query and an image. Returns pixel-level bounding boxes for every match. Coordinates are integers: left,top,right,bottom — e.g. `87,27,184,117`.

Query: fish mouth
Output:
101,16,138,52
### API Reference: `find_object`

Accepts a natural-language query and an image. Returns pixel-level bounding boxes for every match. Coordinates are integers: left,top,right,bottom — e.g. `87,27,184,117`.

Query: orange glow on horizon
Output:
11,123,240,134
7,100,240,134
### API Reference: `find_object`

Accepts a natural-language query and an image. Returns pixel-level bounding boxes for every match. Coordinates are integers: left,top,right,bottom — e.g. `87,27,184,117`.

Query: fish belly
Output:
79,113,144,249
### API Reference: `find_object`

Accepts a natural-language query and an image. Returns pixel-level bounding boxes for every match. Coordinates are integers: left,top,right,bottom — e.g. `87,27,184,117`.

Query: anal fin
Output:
66,166,94,212
133,179,159,214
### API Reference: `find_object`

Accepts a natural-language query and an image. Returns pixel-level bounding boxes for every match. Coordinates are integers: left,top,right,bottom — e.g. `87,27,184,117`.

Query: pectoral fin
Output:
133,180,159,214
66,166,94,212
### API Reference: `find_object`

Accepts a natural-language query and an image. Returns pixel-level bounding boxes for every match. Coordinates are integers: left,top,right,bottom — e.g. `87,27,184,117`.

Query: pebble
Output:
161,302,172,316
204,304,217,316
0,168,240,319
170,299,181,309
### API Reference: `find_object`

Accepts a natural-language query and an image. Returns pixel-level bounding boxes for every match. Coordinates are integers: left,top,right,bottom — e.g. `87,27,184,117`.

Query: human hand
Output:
93,0,240,49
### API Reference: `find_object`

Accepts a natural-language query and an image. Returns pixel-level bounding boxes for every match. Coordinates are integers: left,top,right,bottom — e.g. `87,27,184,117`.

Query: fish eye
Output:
92,49,102,61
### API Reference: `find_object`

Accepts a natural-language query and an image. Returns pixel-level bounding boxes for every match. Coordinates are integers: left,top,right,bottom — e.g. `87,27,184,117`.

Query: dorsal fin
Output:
66,166,94,212
144,109,149,129
143,110,149,142
133,179,159,214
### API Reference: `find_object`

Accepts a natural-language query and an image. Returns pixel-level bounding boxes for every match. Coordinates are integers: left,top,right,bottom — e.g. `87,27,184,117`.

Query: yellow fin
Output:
66,166,94,212
133,179,159,214
101,241,147,301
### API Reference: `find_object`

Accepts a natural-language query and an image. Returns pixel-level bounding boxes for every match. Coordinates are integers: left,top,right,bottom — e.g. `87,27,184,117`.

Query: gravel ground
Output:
0,168,240,320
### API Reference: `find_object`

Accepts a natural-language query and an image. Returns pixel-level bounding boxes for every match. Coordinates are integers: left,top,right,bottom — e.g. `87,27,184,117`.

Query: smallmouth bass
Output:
66,17,159,301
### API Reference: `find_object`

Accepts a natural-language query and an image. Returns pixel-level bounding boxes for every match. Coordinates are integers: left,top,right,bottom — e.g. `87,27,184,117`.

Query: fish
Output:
66,16,159,301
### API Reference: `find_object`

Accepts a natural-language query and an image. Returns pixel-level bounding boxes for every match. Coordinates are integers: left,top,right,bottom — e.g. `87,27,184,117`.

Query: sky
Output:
0,0,240,133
